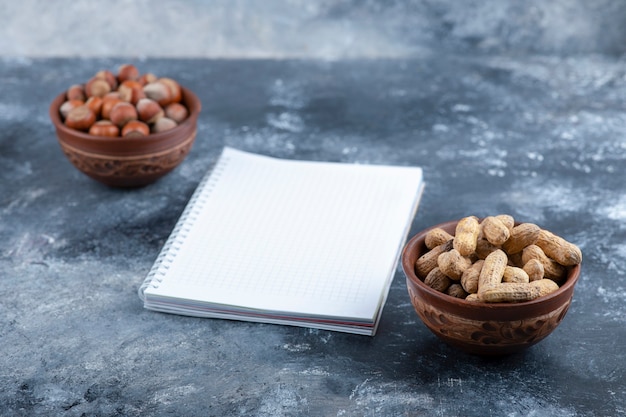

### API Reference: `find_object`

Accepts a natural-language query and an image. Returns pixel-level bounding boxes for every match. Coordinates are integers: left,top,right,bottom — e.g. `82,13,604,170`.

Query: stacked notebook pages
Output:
139,147,424,335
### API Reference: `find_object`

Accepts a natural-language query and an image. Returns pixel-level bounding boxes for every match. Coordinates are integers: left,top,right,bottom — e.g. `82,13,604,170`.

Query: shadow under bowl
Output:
401,219,581,356
49,87,201,188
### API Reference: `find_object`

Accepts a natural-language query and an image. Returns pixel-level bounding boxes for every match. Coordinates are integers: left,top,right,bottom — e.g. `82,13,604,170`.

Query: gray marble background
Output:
1,0,624,58
2,2,626,416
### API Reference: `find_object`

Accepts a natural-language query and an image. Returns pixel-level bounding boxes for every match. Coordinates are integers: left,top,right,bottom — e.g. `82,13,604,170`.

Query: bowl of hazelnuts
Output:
49,64,201,187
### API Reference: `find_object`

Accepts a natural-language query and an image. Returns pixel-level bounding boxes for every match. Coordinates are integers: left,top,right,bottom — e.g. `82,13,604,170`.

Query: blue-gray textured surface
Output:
1,0,626,58
1,54,625,416
2,1,626,415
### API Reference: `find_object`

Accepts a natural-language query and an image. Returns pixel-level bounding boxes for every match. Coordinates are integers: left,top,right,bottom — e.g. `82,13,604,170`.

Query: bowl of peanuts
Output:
49,64,201,187
402,215,582,356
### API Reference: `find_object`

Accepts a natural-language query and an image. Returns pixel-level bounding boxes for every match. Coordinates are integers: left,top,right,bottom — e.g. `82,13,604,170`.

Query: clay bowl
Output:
49,87,201,187
402,219,581,356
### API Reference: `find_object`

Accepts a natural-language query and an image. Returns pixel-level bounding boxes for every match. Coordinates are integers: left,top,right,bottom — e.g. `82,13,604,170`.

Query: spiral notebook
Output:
138,147,424,335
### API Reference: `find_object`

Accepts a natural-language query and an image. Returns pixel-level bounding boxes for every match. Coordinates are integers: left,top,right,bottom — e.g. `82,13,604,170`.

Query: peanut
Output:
453,216,480,256
502,223,541,254
413,214,581,303
507,251,524,268
502,266,530,284
522,245,567,284
477,249,507,296
523,259,544,282
530,279,560,297
535,229,582,266
481,216,511,246
415,240,453,279
480,283,541,303
424,267,452,293
495,214,515,231
446,283,468,299
425,228,454,250
461,259,483,294
438,248,472,281
465,293,481,302
475,238,500,260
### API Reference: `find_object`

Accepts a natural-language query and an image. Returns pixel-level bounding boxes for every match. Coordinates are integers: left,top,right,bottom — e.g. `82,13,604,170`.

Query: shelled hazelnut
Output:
101,93,123,120
118,80,146,104
59,99,84,119
59,64,189,137
137,98,164,124
159,78,182,103
94,70,118,90
85,77,111,98
143,81,172,106
165,102,188,123
152,117,177,133
138,73,157,86
85,96,103,117
65,106,96,131
117,64,139,83
88,120,120,137
122,120,150,137
66,84,86,101
109,102,138,127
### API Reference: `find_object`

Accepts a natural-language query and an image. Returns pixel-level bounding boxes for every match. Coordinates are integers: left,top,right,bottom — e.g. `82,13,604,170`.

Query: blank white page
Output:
141,147,424,322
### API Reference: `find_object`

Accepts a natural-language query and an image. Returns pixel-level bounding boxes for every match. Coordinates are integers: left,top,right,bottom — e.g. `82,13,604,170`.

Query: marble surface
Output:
2,0,625,58
1,56,625,416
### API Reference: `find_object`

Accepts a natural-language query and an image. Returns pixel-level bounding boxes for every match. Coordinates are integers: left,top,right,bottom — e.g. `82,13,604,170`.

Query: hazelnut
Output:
117,64,139,83
66,84,86,101
159,78,182,103
94,70,118,90
143,81,172,107
84,77,111,98
118,80,146,104
121,120,150,137
109,102,138,127
152,117,178,133
136,98,164,124
104,91,121,100
138,72,157,86
88,120,120,137
60,66,189,137
85,96,103,118
65,105,96,131
101,95,123,120
60,99,84,119
164,102,188,123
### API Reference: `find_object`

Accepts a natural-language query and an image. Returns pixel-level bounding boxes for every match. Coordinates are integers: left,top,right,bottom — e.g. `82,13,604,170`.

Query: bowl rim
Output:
402,218,581,311
49,85,201,143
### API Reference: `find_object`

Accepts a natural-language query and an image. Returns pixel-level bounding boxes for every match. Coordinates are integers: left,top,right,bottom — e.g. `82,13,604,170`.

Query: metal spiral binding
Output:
138,153,231,301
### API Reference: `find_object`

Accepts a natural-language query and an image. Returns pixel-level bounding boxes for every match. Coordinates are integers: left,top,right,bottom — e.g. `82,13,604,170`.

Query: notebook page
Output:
145,147,423,321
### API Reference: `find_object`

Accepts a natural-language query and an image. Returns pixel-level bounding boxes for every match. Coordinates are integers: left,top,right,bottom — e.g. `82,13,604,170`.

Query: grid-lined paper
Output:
140,147,424,335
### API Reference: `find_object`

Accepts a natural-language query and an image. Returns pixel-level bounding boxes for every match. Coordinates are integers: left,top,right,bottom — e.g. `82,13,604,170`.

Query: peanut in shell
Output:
415,239,453,279
477,249,507,296
453,216,480,256
461,259,483,294
535,229,582,266
438,248,472,281
502,223,541,254
425,228,454,250
424,267,452,293
502,266,530,284
522,244,567,283
481,216,511,246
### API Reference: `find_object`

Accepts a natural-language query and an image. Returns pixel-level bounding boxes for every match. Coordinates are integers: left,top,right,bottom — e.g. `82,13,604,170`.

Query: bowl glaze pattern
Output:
402,220,580,355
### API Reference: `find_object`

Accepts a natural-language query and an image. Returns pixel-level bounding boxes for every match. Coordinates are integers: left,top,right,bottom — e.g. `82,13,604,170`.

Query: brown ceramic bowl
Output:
49,87,201,187
402,219,581,355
